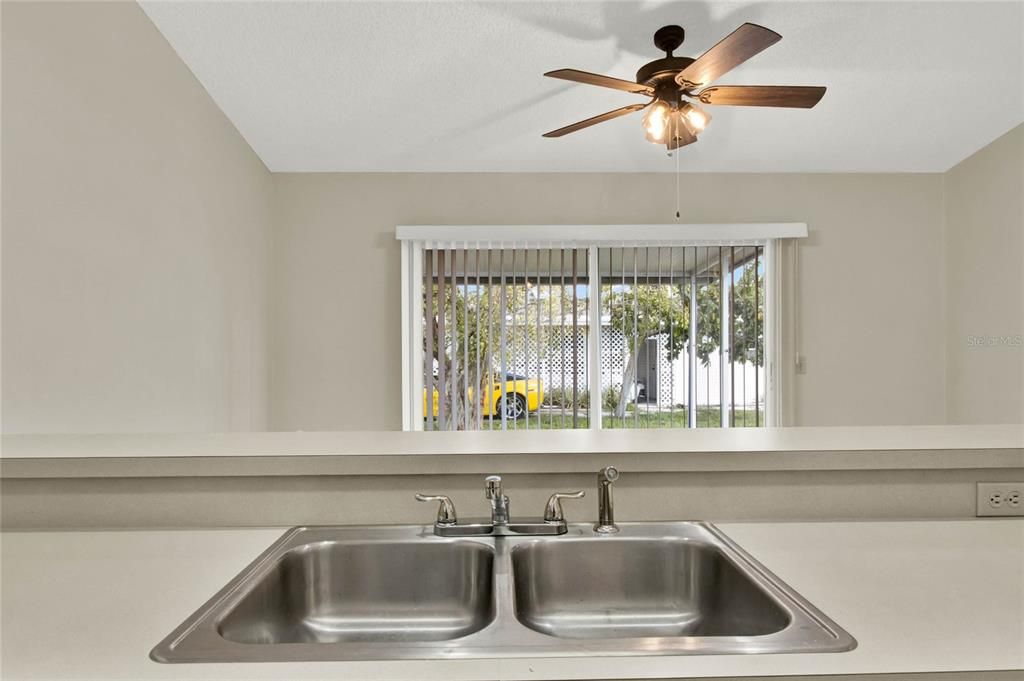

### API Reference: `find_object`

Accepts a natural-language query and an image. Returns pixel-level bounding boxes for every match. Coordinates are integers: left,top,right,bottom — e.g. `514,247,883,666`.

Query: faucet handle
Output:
415,494,457,526
544,490,585,522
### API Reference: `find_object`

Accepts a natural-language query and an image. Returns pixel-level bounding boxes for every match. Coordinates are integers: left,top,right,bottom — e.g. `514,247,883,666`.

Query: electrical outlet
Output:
977,482,1024,517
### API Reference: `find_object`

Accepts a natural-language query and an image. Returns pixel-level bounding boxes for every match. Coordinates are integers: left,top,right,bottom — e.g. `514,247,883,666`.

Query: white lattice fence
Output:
506,326,764,409
507,326,666,403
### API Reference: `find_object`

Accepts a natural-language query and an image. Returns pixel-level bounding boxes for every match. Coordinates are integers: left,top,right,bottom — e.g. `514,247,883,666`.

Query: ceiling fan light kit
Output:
543,22,826,150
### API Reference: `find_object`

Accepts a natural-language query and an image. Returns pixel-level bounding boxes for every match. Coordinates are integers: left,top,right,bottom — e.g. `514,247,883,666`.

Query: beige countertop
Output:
1,519,1022,680
3,425,1022,478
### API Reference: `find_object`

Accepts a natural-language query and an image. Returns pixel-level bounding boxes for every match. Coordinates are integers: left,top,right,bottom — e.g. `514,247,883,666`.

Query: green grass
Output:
479,406,765,430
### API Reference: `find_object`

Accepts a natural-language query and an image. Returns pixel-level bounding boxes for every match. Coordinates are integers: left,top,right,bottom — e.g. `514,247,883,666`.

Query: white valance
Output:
395,223,807,248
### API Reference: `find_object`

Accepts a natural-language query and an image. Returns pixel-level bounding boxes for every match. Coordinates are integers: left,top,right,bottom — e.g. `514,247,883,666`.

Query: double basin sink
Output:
152,522,855,662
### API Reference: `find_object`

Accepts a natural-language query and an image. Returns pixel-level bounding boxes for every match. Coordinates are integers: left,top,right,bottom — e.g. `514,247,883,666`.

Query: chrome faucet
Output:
484,475,510,526
417,475,584,537
594,466,620,534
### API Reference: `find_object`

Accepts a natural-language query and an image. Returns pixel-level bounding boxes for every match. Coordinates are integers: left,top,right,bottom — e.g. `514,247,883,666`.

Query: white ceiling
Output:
139,1,1024,173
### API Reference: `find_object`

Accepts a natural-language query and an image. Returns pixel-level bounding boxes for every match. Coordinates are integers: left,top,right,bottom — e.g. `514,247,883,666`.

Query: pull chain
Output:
674,128,681,220
671,142,679,219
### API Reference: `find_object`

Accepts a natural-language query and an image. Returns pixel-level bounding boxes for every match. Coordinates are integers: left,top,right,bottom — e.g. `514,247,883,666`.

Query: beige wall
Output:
271,173,948,430
943,124,1024,424
1,2,274,432
3,3,1017,435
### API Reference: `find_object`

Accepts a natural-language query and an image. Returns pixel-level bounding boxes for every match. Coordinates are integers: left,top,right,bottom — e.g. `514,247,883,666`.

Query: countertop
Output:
3,425,1022,478
1,520,1022,680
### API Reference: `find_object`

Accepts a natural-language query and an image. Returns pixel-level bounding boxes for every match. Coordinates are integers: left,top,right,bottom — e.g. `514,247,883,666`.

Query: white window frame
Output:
398,224,807,431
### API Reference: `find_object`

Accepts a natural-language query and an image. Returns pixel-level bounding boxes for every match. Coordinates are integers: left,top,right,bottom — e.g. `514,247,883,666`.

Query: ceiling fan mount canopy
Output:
652,24,686,55
542,22,827,149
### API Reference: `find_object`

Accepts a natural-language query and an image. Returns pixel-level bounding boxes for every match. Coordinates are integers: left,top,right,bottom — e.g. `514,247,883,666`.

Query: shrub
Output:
544,387,589,409
576,389,590,409
601,385,621,412
543,387,570,408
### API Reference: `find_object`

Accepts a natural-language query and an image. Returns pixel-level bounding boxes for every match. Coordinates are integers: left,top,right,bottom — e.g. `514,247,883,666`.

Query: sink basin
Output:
218,540,494,644
152,523,855,662
512,538,789,639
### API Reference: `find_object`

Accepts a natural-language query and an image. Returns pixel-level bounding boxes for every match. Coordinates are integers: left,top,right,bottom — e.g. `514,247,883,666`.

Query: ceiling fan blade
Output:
695,85,826,108
543,103,648,138
674,23,782,90
544,69,655,96
667,123,698,150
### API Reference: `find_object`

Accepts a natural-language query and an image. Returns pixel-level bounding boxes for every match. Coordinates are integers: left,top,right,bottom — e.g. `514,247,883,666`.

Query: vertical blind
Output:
423,247,588,431
595,245,765,429
417,242,767,431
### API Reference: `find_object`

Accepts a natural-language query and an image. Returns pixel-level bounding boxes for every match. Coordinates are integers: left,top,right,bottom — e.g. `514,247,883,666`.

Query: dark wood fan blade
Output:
667,123,698,150
544,69,655,96
674,23,782,90
543,103,648,138
696,85,826,108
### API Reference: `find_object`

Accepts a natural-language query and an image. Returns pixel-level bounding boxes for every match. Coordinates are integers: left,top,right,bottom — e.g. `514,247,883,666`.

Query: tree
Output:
604,261,764,417
426,281,526,430
605,285,687,418
425,276,578,430
689,280,721,366
730,264,765,367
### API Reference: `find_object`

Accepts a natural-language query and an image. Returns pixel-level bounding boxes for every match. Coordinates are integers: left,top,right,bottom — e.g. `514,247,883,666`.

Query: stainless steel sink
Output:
512,538,789,639
218,540,494,644
152,523,855,662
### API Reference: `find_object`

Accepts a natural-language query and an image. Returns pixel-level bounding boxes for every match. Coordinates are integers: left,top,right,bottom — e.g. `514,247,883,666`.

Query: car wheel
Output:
498,394,527,420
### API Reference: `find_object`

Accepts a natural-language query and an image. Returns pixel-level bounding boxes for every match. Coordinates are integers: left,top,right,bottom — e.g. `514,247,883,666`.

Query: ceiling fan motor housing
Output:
636,56,694,87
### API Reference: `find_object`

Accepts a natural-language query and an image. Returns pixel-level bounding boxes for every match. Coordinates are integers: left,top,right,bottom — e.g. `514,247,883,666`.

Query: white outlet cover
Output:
977,482,1024,517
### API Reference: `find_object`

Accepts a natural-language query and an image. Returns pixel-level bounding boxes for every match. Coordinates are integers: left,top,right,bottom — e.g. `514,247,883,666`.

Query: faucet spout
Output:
485,475,510,526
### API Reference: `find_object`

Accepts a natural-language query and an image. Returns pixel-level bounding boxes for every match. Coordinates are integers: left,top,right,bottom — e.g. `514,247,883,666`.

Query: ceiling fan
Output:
542,23,826,150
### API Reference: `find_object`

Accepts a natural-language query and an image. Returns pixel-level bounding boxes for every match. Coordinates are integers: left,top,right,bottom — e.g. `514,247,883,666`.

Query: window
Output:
398,225,804,431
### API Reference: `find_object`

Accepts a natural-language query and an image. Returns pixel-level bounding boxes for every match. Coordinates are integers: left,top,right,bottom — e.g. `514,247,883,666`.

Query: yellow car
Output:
425,373,543,420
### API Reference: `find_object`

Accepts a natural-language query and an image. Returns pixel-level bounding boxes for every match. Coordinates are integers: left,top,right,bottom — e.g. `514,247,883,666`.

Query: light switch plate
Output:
977,482,1024,517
